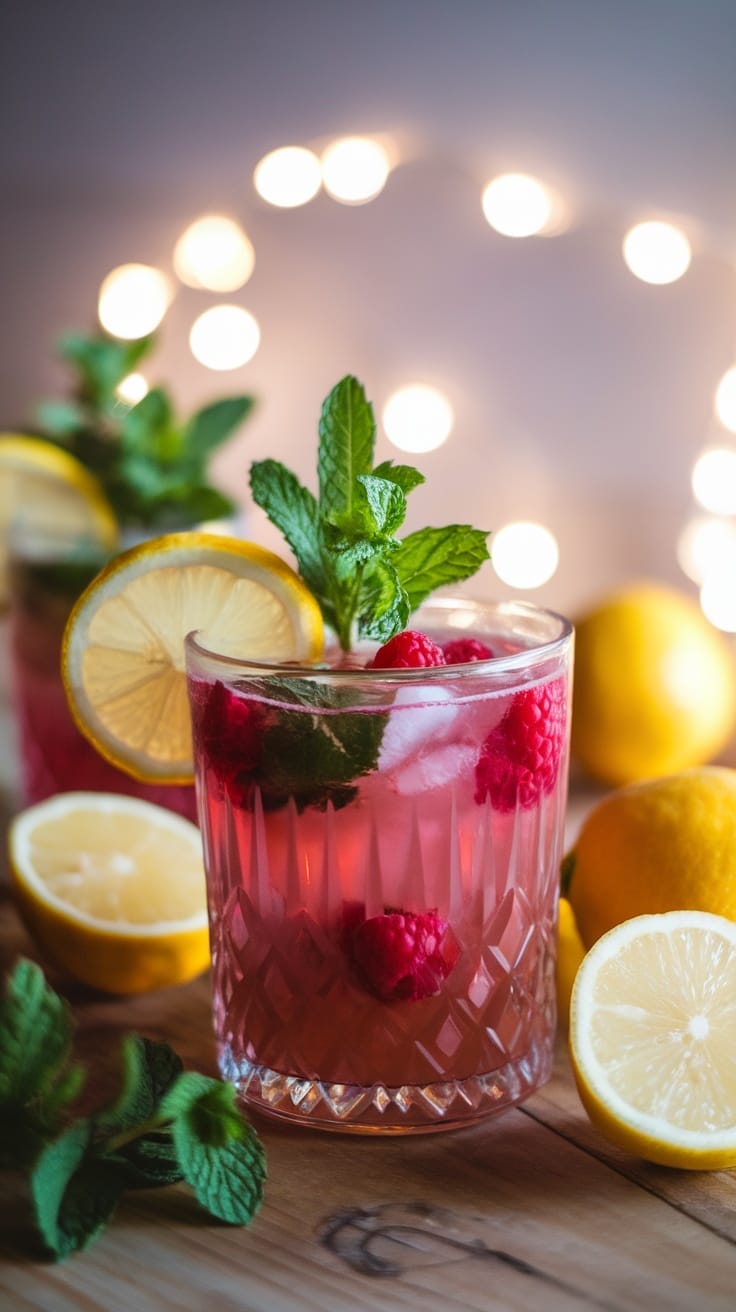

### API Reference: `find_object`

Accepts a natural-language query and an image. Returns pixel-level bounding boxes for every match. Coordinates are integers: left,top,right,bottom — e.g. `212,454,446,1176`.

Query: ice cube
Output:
395,741,480,796
378,686,459,772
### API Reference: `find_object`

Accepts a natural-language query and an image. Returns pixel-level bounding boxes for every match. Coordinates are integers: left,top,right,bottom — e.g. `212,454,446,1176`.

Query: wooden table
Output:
1,784,735,1311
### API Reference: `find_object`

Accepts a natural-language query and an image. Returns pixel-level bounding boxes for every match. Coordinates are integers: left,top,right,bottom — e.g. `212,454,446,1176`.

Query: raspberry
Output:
370,630,446,669
189,679,264,806
442,637,495,664
344,904,459,1001
474,676,566,812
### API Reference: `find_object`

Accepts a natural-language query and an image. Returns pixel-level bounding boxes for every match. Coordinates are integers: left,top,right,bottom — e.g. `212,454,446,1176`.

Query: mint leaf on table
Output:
161,1073,266,1225
0,959,83,1167
30,1120,129,1260
0,960,266,1260
250,373,491,650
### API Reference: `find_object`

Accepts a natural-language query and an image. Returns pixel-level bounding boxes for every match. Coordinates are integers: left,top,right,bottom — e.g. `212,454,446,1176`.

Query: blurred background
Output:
2,0,736,620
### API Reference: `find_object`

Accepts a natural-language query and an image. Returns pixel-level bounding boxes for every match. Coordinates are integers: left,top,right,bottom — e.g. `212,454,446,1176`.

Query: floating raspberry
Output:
442,637,495,664
474,676,567,812
370,630,446,669
189,679,264,806
344,904,459,1001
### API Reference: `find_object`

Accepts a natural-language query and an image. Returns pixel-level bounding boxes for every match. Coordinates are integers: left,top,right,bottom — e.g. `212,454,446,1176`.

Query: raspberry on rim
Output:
370,629,446,669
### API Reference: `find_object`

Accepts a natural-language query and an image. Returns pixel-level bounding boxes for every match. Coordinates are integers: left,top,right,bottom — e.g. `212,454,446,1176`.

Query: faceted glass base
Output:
220,1035,553,1134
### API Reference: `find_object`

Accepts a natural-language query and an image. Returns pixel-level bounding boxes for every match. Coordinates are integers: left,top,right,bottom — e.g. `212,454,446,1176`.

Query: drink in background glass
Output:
186,598,573,1134
8,525,197,822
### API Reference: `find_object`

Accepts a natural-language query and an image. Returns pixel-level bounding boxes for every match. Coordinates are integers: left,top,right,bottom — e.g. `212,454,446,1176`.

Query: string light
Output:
715,366,736,433
173,215,255,292
253,146,321,208
491,522,559,589
382,385,454,453
98,264,172,339
115,373,149,405
622,221,691,284
700,576,736,633
691,447,736,515
189,305,260,371
321,136,391,204
677,515,736,585
481,174,552,238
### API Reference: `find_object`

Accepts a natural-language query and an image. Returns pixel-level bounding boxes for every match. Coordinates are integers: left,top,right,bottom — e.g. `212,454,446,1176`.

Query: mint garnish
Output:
250,375,490,651
0,960,266,1260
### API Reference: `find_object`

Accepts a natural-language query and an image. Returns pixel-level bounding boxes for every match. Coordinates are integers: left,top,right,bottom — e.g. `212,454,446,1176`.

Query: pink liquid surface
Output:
189,623,571,1132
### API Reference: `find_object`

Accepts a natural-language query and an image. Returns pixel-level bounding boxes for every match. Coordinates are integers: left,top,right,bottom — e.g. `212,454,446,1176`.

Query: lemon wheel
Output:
61,532,324,784
0,434,118,605
570,910,736,1169
9,792,210,994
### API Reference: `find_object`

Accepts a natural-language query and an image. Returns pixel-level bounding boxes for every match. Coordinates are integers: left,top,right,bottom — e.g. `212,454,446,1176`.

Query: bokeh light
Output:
491,521,559,589
700,576,736,632
382,385,454,453
189,305,260,371
481,174,552,238
173,214,255,292
253,146,321,208
677,515,736,585
715,366,736,433
321,136,391,204
98,264,172,339
622,221,691,284
691,447,736,514
115,373,149,405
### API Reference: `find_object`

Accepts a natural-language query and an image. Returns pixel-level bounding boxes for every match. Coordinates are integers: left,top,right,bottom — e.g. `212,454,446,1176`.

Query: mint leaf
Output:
30,1120,128,1259
184,397,254,462
60,332,153,402
162,1074,266,1225
121,388,175,457
0,959,82,1165
35,400,86,438
394,525,491,610
96,1036,182,1135
357,558,410,642
354,475,406,538
250,459,325,597
317,376,375,521
373,459,426,494
256,676,386,810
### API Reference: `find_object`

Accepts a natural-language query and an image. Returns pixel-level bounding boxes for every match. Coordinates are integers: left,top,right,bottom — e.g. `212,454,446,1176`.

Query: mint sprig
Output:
250,375,490,650
0,960,266,1260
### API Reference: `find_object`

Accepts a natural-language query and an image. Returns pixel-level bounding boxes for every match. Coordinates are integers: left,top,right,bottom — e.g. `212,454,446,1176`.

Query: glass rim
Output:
184,595,574,682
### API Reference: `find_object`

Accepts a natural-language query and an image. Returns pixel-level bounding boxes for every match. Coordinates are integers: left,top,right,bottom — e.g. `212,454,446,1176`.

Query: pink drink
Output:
186,599,573,1133
9,546,197,821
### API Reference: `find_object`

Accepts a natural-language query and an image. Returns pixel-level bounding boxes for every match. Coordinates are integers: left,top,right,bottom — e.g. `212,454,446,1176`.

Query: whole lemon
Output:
564,766,736,948
572,581,736,786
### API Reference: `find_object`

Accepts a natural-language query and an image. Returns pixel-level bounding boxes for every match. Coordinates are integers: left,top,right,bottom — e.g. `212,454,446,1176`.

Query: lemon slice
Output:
0,433,118,604
9,792,210,994
62,532,324,784
570,910,736,1169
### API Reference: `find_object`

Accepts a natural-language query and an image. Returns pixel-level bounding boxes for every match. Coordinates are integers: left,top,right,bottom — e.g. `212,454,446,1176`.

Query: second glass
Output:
8,524,197,821
186,598,573,1134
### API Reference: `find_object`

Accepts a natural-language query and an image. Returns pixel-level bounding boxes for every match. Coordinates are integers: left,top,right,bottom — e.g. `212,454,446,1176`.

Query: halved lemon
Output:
9,792,210,994
556,896,585,1032
0,434,118,604
61,532,324,784
570,910,736,1169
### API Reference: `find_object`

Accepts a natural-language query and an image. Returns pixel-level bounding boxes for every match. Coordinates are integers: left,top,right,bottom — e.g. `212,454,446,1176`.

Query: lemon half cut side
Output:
0,433,119,605
61,532,324,785
9,792,210,994
570,910,736,1170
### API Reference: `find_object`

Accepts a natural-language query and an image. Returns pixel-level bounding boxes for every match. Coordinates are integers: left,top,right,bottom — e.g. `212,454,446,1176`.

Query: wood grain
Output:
0,881,735,1312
